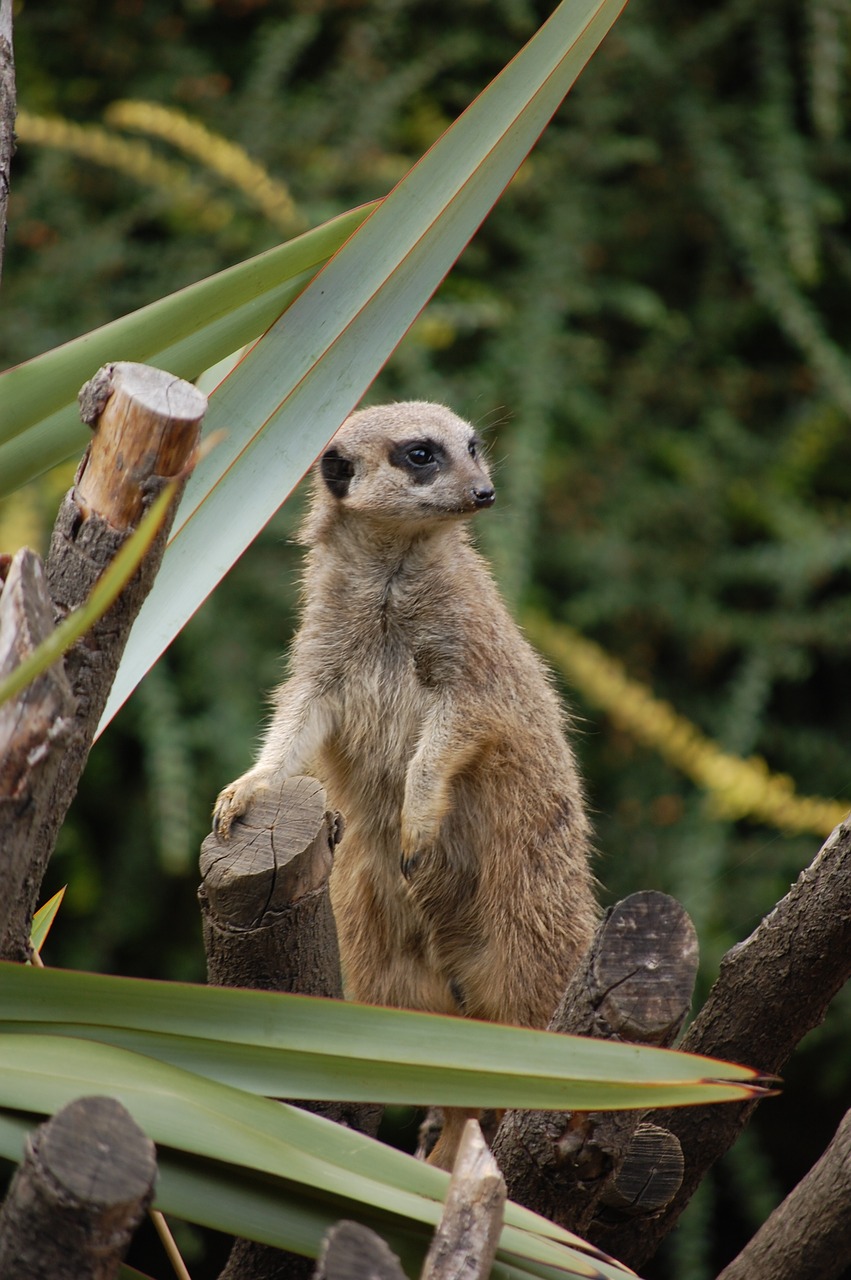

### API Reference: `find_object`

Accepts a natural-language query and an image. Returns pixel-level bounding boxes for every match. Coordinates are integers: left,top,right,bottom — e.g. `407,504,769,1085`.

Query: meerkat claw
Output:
400,850,423,880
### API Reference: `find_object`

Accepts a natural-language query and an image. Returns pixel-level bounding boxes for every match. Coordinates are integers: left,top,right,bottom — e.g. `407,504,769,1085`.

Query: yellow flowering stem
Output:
105,99,303,233
525,610,849,838
15,109,234,231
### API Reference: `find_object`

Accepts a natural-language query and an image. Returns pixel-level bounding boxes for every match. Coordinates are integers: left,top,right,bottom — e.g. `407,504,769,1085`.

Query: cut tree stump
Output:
314,1222,407,1280
0,361,206,961
600,818,851,1269
0,1095,156,1280
493,890,697,1234
200,777,381,1280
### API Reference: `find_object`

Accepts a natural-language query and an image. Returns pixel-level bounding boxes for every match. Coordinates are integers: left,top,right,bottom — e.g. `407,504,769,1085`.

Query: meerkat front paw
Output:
400,848,427,880
213,770,270,839
399,808,437,880
400,812,440,880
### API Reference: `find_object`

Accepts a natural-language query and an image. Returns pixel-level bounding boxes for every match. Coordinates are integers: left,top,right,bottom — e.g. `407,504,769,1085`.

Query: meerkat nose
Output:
472,485,496,508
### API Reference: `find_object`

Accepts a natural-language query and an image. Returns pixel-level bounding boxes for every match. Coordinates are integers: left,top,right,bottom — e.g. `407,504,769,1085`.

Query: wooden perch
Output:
315,1221,408,1280
199,775,343,997
493,890,697,1233
0,362,206,962
200,777,380,1280
422,1120,506,1280
0,1095,156,1280
715,1106,851,1280
0,548,75,941
598,818,851,1268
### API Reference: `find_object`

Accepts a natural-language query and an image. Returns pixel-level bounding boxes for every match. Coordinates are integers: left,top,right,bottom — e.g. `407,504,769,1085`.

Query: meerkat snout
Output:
472,484,495,508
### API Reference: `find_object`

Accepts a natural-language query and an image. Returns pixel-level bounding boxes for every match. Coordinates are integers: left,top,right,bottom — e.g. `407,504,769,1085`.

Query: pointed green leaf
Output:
100,0,628,731
0,205,373,495
0,1035,631,1280
0,480,178,709
28,888,66,957
0,963,769,1111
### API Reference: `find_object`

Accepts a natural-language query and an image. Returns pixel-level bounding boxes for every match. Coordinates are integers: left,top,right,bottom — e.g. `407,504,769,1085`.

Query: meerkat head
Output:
311,402,495,535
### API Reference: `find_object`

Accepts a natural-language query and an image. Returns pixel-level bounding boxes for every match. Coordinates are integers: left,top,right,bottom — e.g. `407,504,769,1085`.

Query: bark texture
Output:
0,549,75,942
200,777,381,1280
0,362,206,961
715,1107,851,1280
595,819,851,1268
421,1121,506,1280
0,0,14,285
314,1222,407,1280
0,1095,156,1280
493,890,697,1234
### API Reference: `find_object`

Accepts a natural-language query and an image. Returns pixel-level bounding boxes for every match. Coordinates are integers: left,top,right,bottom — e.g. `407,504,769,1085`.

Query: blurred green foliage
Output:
2,1,851,1276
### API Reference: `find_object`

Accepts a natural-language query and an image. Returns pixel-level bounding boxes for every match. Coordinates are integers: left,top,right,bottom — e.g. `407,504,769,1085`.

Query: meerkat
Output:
214,401,597,1169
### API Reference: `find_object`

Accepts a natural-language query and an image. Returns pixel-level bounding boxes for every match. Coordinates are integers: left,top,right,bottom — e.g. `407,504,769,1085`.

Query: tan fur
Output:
214,401,597,1168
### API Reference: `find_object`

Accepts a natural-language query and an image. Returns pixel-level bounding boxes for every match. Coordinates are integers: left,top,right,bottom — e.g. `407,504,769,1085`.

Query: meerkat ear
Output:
321,447,355,499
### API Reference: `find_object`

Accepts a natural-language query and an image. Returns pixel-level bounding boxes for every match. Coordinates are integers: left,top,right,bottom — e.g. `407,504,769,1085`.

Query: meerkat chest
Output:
312,560,458,767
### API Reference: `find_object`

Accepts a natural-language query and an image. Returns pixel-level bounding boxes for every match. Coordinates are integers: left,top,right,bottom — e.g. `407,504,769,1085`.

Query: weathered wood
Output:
595,1122,684,1218
421,1120,506,1280
493,891,697,1233
599,819,851,1268
201,777,380,1280
0,363,206,961
714,1107,851,1280
0,1095,156,1279
0,0,15,285
76,363,206,530
199,776,343,997
0,548,76,941
550,888,698,1044
314,1222,407,1280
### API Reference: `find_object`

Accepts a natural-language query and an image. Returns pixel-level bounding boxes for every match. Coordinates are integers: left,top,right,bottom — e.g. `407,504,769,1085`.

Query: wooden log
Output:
0,548,75,942
714,1107,851,1280
200,776,343,996
200,777,380,1280
594,1122,684,1222
314,1222,407,1280
421,1120,506,1280
493,890,697,1234
600,819,851,1269
0,0,15,286
0,1095,156,1280
0,362,206,961
75,363,204,530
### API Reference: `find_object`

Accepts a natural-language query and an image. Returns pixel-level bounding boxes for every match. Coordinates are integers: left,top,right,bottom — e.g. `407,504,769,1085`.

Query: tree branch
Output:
0,0,15,285
594,819,851,1267
0,1095,156,1280
422,1121,506,1280
493,891,697,1233
0,549,76,942
716,1107,851,1280
0,362,206,961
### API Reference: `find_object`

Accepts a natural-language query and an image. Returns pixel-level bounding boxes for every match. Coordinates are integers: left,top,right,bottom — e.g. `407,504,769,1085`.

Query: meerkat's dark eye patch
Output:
321,447,355,499
389,437,446,484
467,435,483,459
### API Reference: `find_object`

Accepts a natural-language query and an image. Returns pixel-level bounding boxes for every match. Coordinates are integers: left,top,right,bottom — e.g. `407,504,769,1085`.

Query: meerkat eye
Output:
467,438,478,459
407,445,435,467
389,437,444,480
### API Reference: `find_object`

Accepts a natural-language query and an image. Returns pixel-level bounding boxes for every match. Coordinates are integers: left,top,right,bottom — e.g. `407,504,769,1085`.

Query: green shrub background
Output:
2,2,850,1276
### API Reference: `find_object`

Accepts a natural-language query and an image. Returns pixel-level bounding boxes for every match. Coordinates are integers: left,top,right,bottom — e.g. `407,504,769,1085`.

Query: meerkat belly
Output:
319,643,455,1011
